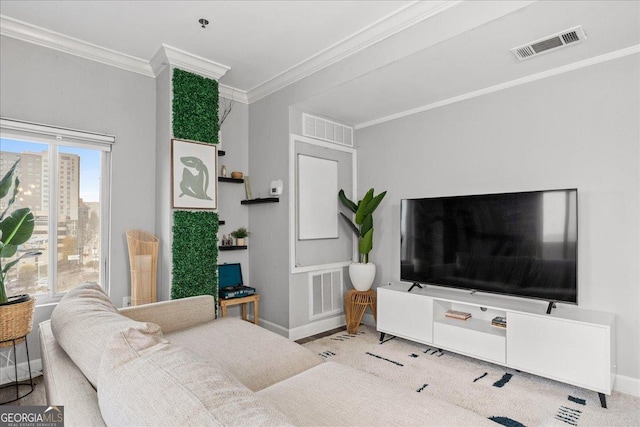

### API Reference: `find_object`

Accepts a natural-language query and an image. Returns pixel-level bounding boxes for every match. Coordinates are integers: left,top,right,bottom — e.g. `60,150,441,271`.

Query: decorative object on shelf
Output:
171,139,218,210
270,179,283,196
231,227,249,246
338,188,387,291
221,234,234,246
126,230,159,306
492,316,507,328
221,164,227,178
217,96,234,151
244,176,252,199
445,310,472,320
0,159,38,403
219,96,235,129
231,171,243,179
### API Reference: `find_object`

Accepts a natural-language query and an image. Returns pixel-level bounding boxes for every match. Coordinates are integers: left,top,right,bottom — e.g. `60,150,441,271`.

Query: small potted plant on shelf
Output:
230,227,249,246
1,159,41,345
338,188,386,291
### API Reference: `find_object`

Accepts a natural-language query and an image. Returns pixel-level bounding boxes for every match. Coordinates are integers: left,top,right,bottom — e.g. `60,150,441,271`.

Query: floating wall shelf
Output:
219,245,247,251
218,177,244,183
218,150,226,156
241,198,279,205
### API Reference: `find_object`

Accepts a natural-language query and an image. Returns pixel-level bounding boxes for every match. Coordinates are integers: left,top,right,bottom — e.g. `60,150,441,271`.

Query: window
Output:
0,118,112,302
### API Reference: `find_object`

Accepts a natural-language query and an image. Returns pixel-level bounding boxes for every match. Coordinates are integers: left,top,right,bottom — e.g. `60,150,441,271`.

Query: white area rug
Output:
302,326,640,427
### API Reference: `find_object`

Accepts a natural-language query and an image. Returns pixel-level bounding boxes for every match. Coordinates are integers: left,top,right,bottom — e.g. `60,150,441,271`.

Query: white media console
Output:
377,283,616,408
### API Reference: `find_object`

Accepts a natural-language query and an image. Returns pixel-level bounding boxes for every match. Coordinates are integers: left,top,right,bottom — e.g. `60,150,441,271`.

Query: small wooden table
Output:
344,289,377,334
219,294,260,325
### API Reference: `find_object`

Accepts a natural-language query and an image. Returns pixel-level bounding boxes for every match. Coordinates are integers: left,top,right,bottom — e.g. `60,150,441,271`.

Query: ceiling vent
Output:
303,113,353,147
511,26,586,61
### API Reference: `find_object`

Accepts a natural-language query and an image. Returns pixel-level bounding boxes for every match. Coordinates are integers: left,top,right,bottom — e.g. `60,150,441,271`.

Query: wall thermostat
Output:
270,179,283,196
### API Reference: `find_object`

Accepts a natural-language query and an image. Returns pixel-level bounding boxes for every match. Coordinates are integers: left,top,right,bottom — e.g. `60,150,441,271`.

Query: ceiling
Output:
1,1,639,128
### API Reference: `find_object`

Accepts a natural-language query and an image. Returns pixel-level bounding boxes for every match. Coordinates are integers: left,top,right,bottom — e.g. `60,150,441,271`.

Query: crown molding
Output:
0,15,154,77
218,84,249,104
2,2,461,101
244,0,462,103
151,44,230,81
1,15,230,81
355,44,640,130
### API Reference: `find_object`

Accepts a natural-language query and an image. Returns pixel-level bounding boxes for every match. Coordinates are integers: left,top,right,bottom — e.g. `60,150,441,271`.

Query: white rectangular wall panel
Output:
297,154,338,240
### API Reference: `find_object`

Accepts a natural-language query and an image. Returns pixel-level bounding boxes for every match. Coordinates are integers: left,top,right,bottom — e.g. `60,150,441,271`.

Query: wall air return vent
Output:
511,26,586,61
309,269,343,320
303,113,353,147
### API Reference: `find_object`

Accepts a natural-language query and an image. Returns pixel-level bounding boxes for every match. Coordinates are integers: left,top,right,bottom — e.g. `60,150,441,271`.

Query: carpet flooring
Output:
302,326,640,427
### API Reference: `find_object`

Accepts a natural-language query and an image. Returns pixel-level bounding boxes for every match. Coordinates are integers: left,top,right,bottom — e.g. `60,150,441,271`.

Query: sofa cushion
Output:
50,282,162,387
257,362,495,426
39,321,107,427
98,326,293,427
119,295,215,333
165,317,324,391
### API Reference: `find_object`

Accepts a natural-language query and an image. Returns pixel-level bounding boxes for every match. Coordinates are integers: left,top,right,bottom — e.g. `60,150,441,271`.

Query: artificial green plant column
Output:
171,210,219,299
170,68,220,304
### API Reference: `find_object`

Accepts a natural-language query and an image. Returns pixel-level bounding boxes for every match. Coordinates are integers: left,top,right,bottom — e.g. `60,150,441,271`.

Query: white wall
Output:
248,95,292,330
155,67,172,301
356,54,640,382
0,36,157,361
217,97,250,318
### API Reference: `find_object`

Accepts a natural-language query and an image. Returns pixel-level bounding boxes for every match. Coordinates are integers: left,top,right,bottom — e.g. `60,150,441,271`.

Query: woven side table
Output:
344,289,377,334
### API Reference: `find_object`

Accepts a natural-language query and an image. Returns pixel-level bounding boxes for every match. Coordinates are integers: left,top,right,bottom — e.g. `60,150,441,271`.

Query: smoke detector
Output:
511,26,586,61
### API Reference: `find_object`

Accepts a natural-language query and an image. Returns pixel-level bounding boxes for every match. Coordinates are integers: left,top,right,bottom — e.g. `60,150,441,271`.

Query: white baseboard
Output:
614,373,640,397
0,357,42,385
258,318,290,338
261,313,372,341
287,315,346,341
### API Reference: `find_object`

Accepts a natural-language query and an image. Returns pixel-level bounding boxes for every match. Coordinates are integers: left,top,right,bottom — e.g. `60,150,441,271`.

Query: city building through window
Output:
0,118,112,302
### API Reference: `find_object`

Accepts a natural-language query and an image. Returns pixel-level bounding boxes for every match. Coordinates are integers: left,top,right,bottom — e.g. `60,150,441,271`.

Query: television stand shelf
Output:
377,283,616,408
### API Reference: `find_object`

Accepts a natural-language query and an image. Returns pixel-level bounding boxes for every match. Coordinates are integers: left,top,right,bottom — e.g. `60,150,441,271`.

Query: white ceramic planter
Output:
348,263,376,291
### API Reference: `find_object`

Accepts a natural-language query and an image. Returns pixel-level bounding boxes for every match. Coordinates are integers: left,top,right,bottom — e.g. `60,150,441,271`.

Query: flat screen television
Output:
400,189,578,304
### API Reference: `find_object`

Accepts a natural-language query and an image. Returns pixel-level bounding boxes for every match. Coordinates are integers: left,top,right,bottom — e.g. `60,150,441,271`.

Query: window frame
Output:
0,117,113,304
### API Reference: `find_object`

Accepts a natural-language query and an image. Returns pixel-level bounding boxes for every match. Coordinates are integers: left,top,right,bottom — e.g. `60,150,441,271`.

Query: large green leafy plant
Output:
338,188,387,264
0,159,40,304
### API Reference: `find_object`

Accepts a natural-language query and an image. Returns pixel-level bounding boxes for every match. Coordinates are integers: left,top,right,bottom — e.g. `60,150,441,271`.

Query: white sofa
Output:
40,282,494,426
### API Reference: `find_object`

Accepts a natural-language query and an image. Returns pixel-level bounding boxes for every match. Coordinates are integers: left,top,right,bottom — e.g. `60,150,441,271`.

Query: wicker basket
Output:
0,297,35,348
